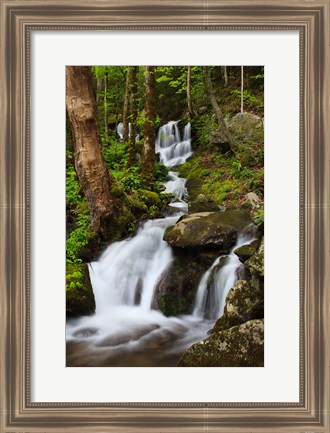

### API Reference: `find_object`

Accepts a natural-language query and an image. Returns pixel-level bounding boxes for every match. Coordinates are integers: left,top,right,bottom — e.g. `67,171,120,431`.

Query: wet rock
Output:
234,243,258,262
152,252,215,316
66,263,95,317
212,280,264,332
164,209,253,252
246,238,264,276
178,319,264,367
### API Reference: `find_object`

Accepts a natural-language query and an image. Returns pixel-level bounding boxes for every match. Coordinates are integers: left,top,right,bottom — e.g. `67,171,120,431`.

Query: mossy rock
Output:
245,238,264,276
178,319,264,367
234,244,257,263
212,280,264,333
188,194,221,214
66,263,95,317
140,189,161,206
164,209,252,252
152,252,215,316
227,112,264,145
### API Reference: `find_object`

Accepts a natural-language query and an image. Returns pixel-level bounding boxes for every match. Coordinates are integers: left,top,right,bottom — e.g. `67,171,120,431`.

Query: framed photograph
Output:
1,0,329,432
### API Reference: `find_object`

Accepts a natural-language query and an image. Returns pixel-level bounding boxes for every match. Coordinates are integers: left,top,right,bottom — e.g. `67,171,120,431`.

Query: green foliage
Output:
253,208,264,228
230,89,263,111
66,212,94,264
66,164,82,205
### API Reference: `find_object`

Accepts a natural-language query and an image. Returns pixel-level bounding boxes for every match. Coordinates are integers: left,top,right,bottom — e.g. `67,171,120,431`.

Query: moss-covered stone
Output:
140,189,161,206
227,112,264,145
245,238,264,277
66,263,95,317
212,280,264,332
188,194,221,214
234,244,257,263
178,319,264,367
164,209,252,252
152,252,215,316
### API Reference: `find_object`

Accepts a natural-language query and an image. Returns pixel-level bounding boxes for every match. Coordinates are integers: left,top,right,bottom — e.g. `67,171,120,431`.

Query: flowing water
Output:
66,121,256,367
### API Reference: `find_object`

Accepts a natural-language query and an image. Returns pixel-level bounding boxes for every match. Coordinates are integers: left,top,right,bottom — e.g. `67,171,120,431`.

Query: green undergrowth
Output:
179,141,264,208
66,140,170,264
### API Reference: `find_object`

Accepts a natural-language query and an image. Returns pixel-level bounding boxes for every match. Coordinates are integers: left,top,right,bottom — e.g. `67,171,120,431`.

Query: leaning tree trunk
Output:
128,66,139,166
122,66,134,142
66,66,125,239
203,66,234,151
187,66,195,119
142,66,156,188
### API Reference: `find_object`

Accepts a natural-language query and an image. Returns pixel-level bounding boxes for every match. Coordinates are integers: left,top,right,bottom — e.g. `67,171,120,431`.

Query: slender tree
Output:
203,66,234,150
241,66,244,114
66,66,125,238
104,71,108,142
222,66,228,86
187,66,195,119
122,66,134,142
142,66,156,188
128,66,139,166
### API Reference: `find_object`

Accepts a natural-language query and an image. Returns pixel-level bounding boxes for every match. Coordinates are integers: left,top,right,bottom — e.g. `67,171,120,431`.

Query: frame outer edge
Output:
0,1,329,432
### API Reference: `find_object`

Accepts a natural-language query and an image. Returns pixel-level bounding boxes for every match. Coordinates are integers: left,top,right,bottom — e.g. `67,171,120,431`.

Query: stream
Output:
66,121,256,367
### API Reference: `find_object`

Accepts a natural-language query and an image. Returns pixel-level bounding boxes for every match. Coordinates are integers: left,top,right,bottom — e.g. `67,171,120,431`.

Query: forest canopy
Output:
66,65,264,265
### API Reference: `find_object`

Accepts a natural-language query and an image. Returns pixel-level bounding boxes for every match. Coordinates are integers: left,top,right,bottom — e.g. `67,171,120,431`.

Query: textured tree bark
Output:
187,66,195,119
142,66,156,188
122,66,134,142
104,74,108,142
203,66,234,151
66,66,124,238
128,66,139,166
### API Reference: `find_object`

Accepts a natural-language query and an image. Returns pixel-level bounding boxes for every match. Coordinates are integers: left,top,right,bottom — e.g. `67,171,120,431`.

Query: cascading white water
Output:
66,121,204,366
193,224,257,320
66,121,260,367
117,122,139,142
89,217,176,314
156,121,193,168
157,121,192,211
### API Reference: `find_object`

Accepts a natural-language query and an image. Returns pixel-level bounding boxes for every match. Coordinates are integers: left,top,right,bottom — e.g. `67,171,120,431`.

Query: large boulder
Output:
209,128,233,154
152,252,215,316
178,319,264,367
66,263,95,317
164,209,253,252
227,112,263,144
245,238,264,291
212,280,264,332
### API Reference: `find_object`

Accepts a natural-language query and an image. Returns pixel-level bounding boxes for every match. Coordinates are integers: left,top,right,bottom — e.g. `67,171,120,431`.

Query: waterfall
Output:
156,121,193,168
193,224,257,320
89,217,176,314
117,122,139,142
157,121,192,211
67,121,258,366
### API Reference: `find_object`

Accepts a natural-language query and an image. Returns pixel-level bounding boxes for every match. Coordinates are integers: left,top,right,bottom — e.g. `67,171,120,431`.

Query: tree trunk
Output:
66,66,124,239
104,74,108,142
128,66,139,166
142,66,156,188
96,74,103,103
203,66,234,151
122,66,134,142
222,66,228,86
187,66,194,119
